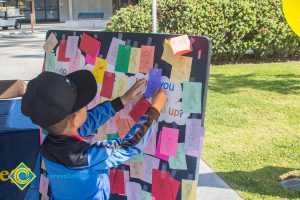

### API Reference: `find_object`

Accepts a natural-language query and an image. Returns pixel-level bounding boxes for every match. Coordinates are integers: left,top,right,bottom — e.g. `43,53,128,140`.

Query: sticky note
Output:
112,75,128,99
109,169,125,195
106,37,126,70
120,103,132,119
161,39,176,65
143,154,160,183
115,44,131,73
130,153,144,162
58,40,70,62
92,58,107,84
68,49,81,73
65,36,79,58
128,47,141,74
141,191,152,200
170,56,193,83
129,96,151,122
126,182,142,200
41,195,49,200
100,72,115,98
169,35,193,56
182,82,202,113
169,143,187,170
145,68,162,98
41,159,46,170
127,119,136,129
159,127,179,157
93,130,106,141
45,53,55,72
152,169,173,200
85,45,100,65
79,33,101,57
184,119,204,157
144,129,157,156
181,179,197,200
87,86,101,110
139,45,155,73
155,131,169,161
43,32,58,54
114,114,130,139
170,176,181,199
130,162,143,179
97,118,117,136
39,174,49,196
107,133,119,140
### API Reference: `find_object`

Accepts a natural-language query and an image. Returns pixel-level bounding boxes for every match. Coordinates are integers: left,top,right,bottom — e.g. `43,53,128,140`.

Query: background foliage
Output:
106,0,300,63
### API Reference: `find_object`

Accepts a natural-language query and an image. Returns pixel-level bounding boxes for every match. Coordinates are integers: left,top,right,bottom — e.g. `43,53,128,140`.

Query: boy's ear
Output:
69,113,79,127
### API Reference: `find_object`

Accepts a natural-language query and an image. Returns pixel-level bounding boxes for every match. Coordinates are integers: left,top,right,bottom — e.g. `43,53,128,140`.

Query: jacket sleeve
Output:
78,98,124,137
86,107,160,170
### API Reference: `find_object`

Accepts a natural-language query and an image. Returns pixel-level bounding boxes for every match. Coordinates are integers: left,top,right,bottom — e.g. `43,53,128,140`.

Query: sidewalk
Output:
0,23,243,200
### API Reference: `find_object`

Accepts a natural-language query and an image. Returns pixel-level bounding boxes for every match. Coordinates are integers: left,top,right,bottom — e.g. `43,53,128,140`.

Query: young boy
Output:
21,70,167,200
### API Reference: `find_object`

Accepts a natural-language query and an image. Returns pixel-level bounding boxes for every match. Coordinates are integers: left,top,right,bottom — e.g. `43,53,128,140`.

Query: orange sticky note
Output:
43,33,58,54
139,45,155,73
169,35,193,56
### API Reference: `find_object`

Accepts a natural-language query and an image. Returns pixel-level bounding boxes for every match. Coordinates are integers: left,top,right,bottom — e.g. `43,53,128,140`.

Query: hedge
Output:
106,0,300,63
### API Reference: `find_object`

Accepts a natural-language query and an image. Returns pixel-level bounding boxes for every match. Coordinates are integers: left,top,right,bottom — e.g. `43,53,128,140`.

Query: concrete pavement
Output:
0,23,243,200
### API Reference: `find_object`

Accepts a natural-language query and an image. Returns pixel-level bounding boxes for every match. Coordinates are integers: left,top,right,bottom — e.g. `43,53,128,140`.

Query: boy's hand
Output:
120,79,146,105
151,89,167,112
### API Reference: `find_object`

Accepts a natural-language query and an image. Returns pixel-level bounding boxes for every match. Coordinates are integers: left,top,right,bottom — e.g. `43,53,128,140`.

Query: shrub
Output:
106,0,300,63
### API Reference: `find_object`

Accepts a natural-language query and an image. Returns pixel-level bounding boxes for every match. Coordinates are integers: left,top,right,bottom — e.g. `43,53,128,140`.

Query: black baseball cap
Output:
21,70,97,128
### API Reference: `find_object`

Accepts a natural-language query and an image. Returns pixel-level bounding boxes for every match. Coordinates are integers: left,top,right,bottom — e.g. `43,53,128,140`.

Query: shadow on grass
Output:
209,73,300,95
199,166,300,199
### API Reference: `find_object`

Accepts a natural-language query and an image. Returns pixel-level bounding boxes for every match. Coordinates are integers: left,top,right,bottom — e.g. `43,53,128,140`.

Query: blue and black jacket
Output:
41,98,159,200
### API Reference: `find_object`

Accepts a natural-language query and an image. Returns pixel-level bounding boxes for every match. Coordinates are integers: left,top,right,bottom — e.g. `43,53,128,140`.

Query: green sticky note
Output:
115,44,131,73
169,143,187,170
41,129,48,135
141,191,152,200
182,81,202,113
130,153,144,162
45,53,56,72
106,133,119,140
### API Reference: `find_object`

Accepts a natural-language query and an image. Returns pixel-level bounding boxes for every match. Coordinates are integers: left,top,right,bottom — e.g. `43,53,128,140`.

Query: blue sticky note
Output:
145,68,162,98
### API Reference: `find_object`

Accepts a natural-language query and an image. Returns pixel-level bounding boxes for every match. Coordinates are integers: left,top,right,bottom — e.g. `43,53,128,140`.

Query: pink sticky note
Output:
155,131,169,161
143,154,160,183
106,37,126,70
85,45,100,65
144,130,157,156
159,127,179,157
68,49,81,73
120,103,132,119
87,86,101,110
169,35,193,56
65,36,79,58
39,174,49,196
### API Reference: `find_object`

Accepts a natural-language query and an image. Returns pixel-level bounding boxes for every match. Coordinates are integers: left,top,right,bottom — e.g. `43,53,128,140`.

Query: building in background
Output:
6,0,138,22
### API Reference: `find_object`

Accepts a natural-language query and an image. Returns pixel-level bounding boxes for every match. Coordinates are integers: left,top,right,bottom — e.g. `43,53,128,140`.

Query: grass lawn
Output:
203,62,300,200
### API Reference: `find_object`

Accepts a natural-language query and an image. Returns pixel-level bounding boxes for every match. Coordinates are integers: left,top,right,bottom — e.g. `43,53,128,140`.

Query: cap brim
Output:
66,70,97,112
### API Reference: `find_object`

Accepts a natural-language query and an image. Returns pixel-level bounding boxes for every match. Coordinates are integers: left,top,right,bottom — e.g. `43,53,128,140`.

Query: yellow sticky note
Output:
161,39,176,65
170,56,193,83
128,47,141,74
112,75,128,99
130,162,144,179
92,58,107,84
100,96,110,103
182,179,197,200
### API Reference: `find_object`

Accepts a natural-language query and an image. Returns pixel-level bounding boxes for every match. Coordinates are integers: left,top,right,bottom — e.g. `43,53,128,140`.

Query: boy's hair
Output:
44,114,73,135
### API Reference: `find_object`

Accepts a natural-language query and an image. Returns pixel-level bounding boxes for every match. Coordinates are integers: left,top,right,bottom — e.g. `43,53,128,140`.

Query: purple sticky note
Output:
126,182,142,200
144,129,157,156
68,49,81,73
106,37,126,71
155,131,169,161
145,68,162,98
159,127,179,156
65,36,79,58
85,46,100,65
184,119,204,157
39,174,49,196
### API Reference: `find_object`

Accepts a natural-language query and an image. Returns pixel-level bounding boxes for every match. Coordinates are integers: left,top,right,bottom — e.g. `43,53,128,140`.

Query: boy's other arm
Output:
78,98,124,137
87,106,159,169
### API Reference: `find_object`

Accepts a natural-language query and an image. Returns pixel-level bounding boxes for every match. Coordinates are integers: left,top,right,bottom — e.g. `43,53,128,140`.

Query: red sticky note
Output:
129,96,151,122
109,169,125,195
170,176,180,199
58,40,70,62
152,169,173,200
79,33,101,57
159,127,179,156
169,35,193,56
100,72,115,98
155,131,169,161
139,45,155,73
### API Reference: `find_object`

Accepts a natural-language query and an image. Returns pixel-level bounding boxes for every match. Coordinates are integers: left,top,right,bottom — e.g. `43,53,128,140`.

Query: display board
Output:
41,30,211,200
